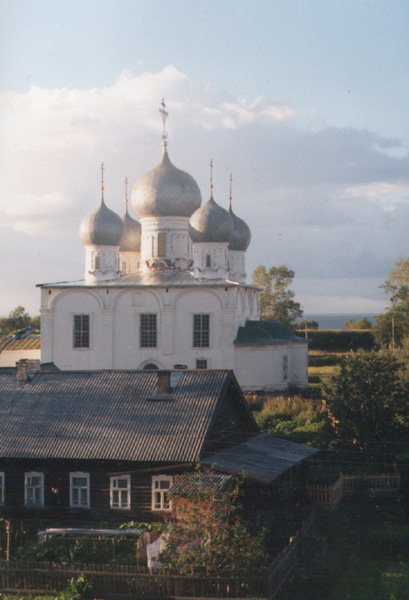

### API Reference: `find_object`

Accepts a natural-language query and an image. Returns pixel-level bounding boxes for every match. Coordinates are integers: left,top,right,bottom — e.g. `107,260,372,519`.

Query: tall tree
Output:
375,257,409,347
162,469,268,575
252,265,303,327
324,351,408,458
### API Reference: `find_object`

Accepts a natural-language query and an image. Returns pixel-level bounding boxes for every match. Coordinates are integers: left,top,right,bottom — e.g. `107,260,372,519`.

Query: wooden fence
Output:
0,511,318,599
307,471,400,510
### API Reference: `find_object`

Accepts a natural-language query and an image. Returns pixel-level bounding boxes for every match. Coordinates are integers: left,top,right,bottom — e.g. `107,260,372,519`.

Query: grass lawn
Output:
308,364,339,387
278,495,409,600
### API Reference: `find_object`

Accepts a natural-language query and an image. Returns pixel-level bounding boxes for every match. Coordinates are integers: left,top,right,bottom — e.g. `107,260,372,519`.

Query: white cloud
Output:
0,65,408,314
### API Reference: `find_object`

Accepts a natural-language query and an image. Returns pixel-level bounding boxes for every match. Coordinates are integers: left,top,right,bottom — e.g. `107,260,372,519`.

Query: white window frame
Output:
0,472,5,504
110,475,131,510
70,472,90,508
24,472,44,507
151,475,173,511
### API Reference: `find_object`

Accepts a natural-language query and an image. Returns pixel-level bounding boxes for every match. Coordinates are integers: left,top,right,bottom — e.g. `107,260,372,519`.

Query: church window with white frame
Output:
140,314,157,348
70,472,90,508
73,314,90,348
193,314,210,348
25,472,44,507
110,475,131,510
151,475,173,511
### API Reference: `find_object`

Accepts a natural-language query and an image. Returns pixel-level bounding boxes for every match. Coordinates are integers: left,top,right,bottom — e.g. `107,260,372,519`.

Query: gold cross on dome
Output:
159,98,168,143
124,176,128,207
229,173,233,210
100,162,105,199
210,159,214,192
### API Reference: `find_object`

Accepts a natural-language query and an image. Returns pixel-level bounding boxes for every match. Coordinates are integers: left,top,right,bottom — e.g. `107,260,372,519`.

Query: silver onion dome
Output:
120,208,141,252
189,195,234,243
228,206,251,251
131,145,202,218
79,199,124,246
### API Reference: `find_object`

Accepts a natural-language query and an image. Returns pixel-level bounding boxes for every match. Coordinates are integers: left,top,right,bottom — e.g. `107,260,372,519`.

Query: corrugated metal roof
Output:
171,472,231,495
202,433,318,483
0,370,232,463
0,336,41,351
234,320,307,345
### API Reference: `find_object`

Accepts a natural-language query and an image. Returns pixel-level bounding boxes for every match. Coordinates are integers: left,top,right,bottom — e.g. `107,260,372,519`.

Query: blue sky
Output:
1,0,409,316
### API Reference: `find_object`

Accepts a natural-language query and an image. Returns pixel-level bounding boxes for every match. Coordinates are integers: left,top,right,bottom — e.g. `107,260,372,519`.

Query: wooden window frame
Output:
151,475,173,511
110,475,131,510
0,472,4,505
70,472,90,508
24,472,44,507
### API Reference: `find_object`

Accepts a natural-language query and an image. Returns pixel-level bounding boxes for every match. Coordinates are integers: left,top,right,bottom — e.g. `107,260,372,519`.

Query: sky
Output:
1,0,409,317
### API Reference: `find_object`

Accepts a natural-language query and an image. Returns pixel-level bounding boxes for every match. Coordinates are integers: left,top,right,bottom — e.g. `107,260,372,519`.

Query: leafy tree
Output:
162,468,268,575
344,317,372,330
252,265,303,327
324,351,409,458
0,306,40,337
375,257,409,347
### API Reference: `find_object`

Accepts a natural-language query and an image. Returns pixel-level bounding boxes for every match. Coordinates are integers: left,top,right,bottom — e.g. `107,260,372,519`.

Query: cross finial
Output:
229,174,233,211
159,98,168,146
210,159,214,193
100,162,105,201
124,176,128,211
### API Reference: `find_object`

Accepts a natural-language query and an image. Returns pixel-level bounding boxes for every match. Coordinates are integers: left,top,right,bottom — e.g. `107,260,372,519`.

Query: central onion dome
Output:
189,195,234,243
228,205,251,251
131,145,202,218
79,198,124,246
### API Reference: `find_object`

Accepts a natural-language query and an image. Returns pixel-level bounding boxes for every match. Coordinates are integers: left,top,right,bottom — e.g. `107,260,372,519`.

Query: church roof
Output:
131,145,202,218
37,271,259,289
234,320,307,345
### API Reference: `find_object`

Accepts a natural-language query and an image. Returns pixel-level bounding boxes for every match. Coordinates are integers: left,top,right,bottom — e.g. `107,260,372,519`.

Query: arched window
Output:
143,363,159,370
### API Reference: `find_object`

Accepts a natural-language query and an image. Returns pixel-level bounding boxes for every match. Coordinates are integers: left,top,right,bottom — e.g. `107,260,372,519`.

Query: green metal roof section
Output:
234,320,307,345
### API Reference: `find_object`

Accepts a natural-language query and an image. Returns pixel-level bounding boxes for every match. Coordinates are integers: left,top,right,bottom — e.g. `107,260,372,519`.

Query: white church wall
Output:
234,342,308,391
42,288,113,370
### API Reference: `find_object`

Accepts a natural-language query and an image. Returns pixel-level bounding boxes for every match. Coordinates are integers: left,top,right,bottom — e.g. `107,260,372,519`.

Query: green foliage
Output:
344,317,372,330
251,264,303,327
0,306,40,336
57,575,93,600
14,534,137,565
308,354,342,367
306,330,375,352
251,395,327,446
324,350,409,457
162,468,269,575
375,257,409,348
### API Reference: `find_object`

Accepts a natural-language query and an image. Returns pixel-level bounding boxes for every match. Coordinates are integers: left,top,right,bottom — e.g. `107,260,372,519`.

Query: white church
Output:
39,103,308,391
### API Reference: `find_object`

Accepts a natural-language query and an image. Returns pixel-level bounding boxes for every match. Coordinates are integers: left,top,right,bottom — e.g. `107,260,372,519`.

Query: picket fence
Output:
307,471,400,510
0,511,318,599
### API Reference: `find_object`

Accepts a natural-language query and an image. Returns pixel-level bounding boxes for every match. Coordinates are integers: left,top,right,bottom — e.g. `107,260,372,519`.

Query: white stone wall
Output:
234,342,308,391
140,216,191,268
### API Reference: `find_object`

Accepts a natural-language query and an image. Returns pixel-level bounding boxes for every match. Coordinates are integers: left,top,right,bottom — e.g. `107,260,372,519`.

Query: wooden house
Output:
0,361,317,525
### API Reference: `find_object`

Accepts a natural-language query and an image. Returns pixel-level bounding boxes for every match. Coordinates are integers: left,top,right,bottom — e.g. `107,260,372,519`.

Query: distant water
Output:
303,313,378,331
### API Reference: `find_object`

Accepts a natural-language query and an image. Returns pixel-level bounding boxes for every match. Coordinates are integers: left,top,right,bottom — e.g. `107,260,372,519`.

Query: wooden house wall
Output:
0,458,188,525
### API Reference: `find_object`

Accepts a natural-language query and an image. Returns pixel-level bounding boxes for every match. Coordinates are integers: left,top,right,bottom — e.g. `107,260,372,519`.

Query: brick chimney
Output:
157,371,171,395
16,359,31,385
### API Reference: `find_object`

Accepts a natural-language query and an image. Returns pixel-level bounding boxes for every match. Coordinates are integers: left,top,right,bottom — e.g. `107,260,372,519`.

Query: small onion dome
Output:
79,199,124,246
131,145,202,218
120,209,141,252
189,195,234,243
228,206,251,251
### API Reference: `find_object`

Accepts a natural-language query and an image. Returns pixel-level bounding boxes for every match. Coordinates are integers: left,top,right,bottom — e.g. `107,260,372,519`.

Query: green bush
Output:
306,330,375,352
308,354,342,367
